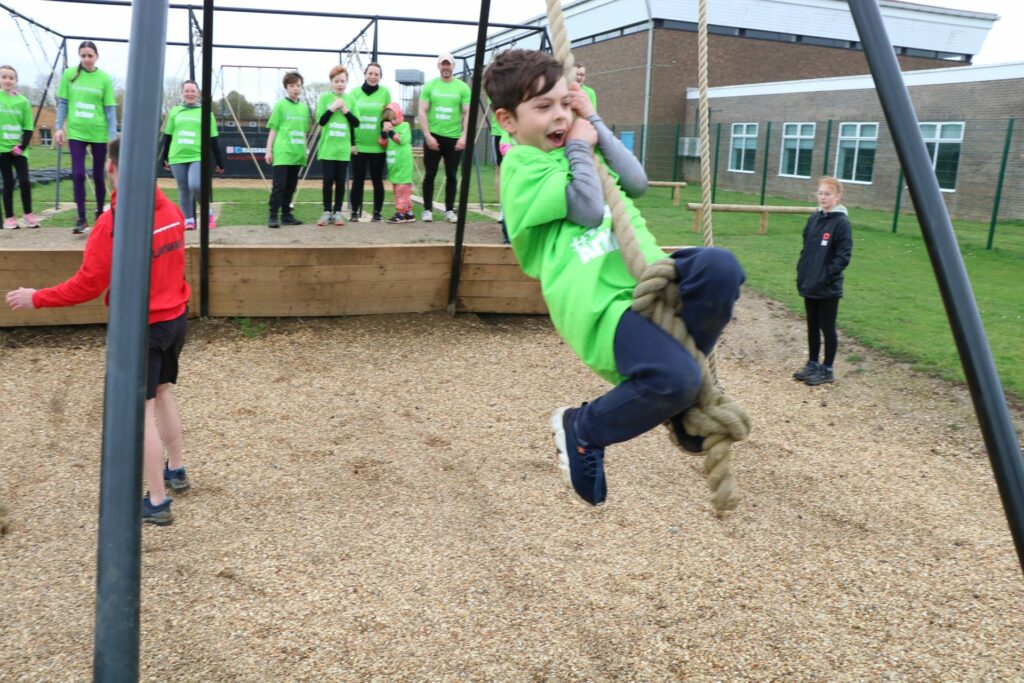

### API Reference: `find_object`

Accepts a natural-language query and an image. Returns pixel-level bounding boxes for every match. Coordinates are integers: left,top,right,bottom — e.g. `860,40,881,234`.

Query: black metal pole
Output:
848,0,1024,574
446,0,491,314
199,0,214,317
187,8,196,81
33,45,63,147
54,38,68,211
92,1,169,680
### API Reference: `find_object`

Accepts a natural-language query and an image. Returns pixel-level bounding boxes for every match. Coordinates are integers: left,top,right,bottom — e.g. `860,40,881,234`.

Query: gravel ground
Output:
1,287,1022,681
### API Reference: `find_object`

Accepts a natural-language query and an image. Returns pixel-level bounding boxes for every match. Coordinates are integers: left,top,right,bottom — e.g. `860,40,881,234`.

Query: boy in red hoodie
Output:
6,137,192,526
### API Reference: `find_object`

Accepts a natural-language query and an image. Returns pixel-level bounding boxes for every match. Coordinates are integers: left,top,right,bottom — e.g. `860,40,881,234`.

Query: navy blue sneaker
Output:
793,361,820,381
665,412,704,454
142,496,173,526
550,407,607,506
163,465,191,493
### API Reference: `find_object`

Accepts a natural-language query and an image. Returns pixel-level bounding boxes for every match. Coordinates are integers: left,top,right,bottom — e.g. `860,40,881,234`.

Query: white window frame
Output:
834,122,878,185
778,122,816,179
728,122,758,174
919,121,964,193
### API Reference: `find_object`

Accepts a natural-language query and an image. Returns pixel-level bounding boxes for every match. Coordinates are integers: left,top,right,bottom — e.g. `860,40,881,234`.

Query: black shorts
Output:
493,135,504,167
147,308,188,399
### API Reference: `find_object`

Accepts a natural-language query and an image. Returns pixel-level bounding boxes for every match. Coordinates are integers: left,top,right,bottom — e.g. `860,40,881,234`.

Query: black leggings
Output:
268,165,300,216
804,297,840,367
423,134,462,212
0,152,32,216
349,152,385,215
321,160,350,212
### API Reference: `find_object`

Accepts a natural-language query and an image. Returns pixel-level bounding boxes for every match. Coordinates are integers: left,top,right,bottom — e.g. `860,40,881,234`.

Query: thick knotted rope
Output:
545,0,751,514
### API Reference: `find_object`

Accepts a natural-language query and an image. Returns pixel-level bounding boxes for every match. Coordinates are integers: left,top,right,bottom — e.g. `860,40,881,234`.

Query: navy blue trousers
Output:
575,247,745,448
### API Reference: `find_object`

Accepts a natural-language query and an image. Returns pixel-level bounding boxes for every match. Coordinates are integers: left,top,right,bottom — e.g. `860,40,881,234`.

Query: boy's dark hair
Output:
282,71,303,88
483,49,564,114
108,136,120,167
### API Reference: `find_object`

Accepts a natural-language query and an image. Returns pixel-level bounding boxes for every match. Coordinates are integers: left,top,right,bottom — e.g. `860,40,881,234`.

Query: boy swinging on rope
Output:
484,50,745,506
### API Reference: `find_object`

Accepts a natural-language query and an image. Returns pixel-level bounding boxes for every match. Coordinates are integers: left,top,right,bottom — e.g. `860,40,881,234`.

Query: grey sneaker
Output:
142,496,173,526
792,361,820,381
317,211,333,226
421,210,433,223
332,211,346,226
804,367,835,386
163,465,191,493
445,210,458,223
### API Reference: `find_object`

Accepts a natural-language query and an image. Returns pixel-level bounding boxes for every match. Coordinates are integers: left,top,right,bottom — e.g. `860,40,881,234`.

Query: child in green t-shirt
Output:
379,103,414,223
0,65,37,229
484,49,745,507
264,71,309,228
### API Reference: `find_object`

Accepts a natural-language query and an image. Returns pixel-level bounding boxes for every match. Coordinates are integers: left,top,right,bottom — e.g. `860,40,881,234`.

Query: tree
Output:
163,77,185,115
216,90,256,120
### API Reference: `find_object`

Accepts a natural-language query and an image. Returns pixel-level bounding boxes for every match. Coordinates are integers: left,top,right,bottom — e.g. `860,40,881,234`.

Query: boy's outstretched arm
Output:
565,118,605,228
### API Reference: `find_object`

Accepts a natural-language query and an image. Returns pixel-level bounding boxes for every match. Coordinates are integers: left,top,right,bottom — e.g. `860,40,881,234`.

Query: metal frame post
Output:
447,0,491,314
848,0,1024,574
986,117,1014,251
54,38,69,211
199,0,214,317
92,2,170,679
187,8,196,81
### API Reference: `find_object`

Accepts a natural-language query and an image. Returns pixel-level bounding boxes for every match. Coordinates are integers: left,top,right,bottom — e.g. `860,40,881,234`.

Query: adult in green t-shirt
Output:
264,71,310,228
0,65,37,228
55,41,118,234
575,62,598,112
161,80,224,230
417,53,471,223
314,65,361,226
347,62,392,222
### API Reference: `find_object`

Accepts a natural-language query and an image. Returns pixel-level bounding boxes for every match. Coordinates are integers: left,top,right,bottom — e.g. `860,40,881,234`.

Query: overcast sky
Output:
0,0,1020,105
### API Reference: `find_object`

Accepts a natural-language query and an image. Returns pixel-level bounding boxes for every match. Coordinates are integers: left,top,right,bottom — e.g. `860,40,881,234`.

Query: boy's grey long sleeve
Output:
565,139,606,228
589,114,647,197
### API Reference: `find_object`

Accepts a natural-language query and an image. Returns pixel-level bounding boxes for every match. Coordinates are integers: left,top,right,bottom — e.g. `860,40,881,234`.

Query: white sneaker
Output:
421,210,433,223
445,210,458,223
317,211,332,226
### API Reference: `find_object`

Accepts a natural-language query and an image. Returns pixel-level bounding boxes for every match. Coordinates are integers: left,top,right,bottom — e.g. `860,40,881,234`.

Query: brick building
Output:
470,0,996,136
681,62,1024,220
31,106,56,146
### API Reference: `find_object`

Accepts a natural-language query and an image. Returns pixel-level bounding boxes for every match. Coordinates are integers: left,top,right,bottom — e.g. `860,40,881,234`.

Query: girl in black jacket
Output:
794,177,853,385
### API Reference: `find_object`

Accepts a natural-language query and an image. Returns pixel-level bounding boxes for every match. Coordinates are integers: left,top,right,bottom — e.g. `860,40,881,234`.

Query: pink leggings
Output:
393,183,412,213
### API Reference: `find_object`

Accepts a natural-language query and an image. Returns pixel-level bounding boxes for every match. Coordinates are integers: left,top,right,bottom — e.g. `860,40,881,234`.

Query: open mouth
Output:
547,130,566,147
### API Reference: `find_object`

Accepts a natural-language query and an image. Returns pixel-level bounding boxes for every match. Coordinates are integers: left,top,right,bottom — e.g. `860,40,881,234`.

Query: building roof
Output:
685,60,1024,99
469,0,996,60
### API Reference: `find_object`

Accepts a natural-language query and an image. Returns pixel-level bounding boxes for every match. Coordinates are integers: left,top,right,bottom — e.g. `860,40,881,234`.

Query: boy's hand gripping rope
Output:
545,0,751,514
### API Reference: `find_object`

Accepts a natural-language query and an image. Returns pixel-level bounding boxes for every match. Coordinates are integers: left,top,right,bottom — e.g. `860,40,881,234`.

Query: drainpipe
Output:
640,0,654,167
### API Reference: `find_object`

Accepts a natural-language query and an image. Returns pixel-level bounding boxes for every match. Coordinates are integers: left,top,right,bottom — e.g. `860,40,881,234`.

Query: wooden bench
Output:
685,202,816,235
647,180,688,206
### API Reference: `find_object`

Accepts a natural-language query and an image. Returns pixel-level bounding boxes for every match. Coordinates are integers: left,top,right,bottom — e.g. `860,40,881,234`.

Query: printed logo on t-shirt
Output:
571,224,620,265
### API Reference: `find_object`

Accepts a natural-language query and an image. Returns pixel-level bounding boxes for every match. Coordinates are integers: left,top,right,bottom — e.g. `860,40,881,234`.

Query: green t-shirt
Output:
57,66,116,143
0,91,32,154
164,104,219,165
267,97,309,167
500,144,665,384
315,92,355,161
350,86,392,153
422,77,470,139
581,84,597,111
384,121,413,184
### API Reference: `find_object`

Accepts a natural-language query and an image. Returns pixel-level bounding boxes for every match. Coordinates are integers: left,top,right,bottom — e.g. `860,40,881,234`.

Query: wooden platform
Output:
0,243,547,327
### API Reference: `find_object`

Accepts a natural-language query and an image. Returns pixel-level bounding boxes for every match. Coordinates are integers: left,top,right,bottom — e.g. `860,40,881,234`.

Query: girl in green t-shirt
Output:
347,62,392,222
161,80,224,230
314,65,360,226
55,41,118,234
0,65,37,229
379,103,414,223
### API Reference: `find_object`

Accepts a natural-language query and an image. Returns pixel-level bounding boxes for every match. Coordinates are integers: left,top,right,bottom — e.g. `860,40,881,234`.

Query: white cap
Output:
438,53,456,65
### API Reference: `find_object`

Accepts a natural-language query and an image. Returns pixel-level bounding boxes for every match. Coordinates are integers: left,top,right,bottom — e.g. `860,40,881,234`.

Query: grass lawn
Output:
22,160,1024,398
